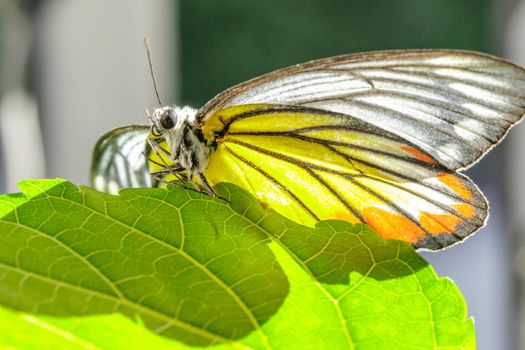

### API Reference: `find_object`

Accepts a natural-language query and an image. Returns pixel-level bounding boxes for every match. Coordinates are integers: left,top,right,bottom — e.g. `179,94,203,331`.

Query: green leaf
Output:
0,180,475,349
0,307,180,349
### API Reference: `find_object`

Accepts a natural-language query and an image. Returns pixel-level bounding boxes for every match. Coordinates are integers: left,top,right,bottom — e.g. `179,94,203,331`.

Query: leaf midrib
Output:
4,188,268,348
0,261,243,348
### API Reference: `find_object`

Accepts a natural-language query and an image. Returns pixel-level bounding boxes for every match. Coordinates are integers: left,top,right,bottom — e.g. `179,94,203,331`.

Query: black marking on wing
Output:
91,125,152,193
303,167,365,224
229,127,442,169
223,137,462,249
222,136,484,248
197,49,525,171
223,145,320,222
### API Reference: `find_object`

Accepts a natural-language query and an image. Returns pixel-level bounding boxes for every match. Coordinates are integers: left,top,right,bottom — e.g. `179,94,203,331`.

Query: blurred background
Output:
0,0,524,348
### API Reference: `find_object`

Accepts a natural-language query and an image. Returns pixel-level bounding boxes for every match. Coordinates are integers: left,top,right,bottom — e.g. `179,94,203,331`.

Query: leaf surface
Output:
0,180,475,349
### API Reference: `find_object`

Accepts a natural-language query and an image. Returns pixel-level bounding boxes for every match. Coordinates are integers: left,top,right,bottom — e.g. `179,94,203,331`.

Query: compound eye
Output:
160,114,175,129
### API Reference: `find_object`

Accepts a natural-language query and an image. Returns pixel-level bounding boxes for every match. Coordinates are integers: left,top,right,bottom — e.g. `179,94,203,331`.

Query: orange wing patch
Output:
419,212,462,235
362,207,427,244
438,173,473,201
452,203,476,218
363,203,479,246
401,146,435,164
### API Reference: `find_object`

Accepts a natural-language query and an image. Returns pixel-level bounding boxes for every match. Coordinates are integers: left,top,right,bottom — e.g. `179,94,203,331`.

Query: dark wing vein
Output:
252,72,367,96
345,99,482,160
302,89,509,130
91,125,151,193
320,142,484,223
219,106,321,138
230,129,441,169
348,73,521,118
225,138,446,247
352,171,484,225
377,67,525,100
365,63,525,82
226,136,485,211
335,169,450,247
322,65,525,99
345,90,507,139
223,145,320,221
303,168,366,224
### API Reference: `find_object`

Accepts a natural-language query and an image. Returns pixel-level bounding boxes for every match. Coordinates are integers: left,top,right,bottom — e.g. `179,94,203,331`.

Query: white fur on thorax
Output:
151,105,211,174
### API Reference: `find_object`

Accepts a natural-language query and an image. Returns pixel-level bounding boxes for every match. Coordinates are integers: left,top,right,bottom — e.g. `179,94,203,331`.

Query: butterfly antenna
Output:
144,37,163,106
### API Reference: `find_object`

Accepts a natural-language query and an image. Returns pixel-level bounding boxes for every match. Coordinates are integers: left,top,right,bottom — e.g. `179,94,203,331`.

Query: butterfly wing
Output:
200,104,487,250
139,50,524,249
197,49,525,170
91,125,153,194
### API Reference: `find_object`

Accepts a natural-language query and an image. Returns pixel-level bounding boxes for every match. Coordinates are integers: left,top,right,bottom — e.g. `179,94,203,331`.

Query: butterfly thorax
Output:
151,105,211,175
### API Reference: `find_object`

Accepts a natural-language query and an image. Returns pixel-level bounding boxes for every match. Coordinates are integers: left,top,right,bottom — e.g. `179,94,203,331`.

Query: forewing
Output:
91,125,152,194
197,50,525,170
202,105,488,250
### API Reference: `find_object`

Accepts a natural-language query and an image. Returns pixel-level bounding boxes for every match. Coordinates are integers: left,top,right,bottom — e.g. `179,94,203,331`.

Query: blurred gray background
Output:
1,1,525,348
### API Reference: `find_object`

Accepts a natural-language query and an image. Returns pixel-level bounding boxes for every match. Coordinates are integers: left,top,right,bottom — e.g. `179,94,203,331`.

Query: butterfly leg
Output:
198,173,217,197
147,138,174,160
143,152,169,168
150,168,185,177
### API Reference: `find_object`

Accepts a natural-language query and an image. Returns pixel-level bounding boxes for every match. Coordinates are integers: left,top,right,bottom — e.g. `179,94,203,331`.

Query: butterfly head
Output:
148,105,210,174
150,105,197,137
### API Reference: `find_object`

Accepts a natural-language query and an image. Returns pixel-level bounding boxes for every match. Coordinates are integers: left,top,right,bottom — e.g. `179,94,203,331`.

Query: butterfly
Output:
92,49,525,250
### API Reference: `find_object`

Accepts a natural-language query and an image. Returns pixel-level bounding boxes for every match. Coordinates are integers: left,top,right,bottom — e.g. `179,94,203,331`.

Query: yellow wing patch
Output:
200,104,487,250
147,134,175,180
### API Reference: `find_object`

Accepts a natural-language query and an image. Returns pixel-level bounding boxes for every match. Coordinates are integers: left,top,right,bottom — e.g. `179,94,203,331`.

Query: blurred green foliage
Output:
178,0,491,106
